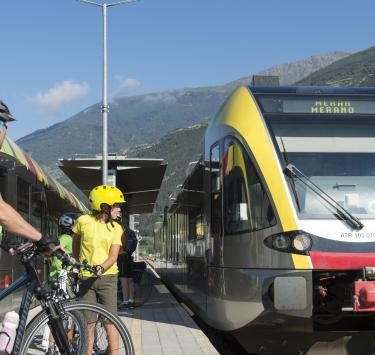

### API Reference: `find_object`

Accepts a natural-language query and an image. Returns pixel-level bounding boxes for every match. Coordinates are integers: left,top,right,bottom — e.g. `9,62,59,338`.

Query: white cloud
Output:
120,78,140,90
32,80,89,114
111,77,141,98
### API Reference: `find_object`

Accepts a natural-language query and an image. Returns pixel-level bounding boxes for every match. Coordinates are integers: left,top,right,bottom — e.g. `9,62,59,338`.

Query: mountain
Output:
224,51,351,88
16,51,350,168
296,46,375,86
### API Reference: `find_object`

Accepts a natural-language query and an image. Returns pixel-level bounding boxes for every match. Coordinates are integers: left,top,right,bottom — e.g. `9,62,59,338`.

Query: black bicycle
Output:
0,242,134,355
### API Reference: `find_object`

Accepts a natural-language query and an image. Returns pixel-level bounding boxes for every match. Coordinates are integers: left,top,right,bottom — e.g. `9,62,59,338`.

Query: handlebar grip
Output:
54,251,99,276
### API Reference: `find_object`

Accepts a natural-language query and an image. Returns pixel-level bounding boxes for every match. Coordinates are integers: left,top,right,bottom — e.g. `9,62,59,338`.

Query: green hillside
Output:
123,124,207,235
297,46,375,86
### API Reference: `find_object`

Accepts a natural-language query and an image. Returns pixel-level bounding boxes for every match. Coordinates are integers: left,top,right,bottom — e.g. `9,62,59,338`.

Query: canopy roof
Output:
0,137,88,213
58,156,167,214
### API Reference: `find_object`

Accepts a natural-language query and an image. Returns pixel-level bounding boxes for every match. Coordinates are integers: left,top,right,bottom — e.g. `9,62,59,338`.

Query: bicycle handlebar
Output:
54,251,99,277
14,242,99,277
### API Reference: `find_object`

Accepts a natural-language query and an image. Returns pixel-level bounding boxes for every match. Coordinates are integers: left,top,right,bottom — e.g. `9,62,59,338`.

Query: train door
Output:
222,136,277,266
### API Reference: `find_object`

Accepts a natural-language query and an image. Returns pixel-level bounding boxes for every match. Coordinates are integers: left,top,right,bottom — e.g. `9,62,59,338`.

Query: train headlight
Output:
292,234,312,252
264,230,313,255
272,235,290,250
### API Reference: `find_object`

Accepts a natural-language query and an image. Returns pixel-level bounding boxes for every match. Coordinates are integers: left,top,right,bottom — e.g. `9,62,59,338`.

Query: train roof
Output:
248,86,375,96
0,137,88,213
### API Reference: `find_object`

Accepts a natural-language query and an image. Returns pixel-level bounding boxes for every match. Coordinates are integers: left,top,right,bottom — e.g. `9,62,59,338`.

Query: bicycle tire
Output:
20,308,88,354
134,269,152,307
20,300,134,355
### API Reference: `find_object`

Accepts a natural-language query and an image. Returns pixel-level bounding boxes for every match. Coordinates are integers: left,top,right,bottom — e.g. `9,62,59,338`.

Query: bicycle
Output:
0,242,134,355
51,255,124,355
39,256,88,352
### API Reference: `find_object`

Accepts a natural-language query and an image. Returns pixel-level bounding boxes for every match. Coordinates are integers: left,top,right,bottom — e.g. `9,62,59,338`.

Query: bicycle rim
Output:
20,309,88,354
21,301,134,355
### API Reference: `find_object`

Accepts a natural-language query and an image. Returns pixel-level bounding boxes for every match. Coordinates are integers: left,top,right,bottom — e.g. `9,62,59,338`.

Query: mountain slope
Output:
16,51,349,167
225,51,351,88
296,46,375,86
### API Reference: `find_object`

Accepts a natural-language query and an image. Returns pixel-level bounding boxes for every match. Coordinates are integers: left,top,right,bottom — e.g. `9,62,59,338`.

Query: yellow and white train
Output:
155,86,375,353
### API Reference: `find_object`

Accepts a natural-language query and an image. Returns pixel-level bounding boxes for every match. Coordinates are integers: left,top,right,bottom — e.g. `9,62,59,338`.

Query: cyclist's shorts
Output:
117,254,132,278
79,274,118,323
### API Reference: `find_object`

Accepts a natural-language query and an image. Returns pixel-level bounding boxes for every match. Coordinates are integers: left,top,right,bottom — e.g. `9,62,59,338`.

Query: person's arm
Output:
72,233,81,260
99,244,121,272
120,232,126,254
0,195,41,241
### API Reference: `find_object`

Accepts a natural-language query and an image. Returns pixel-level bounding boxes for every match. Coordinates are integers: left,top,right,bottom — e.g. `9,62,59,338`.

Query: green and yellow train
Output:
155,86,375,353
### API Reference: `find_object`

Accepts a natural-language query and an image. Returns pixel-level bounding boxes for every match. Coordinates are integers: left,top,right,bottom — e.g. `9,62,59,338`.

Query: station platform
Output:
118,269,219,355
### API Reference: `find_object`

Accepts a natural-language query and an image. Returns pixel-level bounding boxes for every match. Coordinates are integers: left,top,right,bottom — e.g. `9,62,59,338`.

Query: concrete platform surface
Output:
118,270,219,355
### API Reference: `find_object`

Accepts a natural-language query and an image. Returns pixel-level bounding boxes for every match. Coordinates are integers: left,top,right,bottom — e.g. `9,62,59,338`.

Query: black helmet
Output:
0,100,16,123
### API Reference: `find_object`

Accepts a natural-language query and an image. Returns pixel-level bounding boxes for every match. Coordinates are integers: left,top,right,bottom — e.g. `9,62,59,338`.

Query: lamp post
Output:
79,0,137,185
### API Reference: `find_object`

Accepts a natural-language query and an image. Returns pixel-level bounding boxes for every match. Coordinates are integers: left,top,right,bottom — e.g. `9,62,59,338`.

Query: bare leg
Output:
87,323,96,355
105,323,119,355
128,277,135,300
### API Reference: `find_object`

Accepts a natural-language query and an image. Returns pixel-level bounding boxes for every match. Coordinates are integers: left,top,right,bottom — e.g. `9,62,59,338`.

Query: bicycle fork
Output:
45,300,75,355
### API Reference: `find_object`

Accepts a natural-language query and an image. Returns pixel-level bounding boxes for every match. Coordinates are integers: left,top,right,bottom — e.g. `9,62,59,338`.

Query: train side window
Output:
223,137,276,234
210,143,221,235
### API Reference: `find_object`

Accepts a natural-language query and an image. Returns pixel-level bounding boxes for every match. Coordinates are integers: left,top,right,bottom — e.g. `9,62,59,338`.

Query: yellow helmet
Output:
89,185,125,211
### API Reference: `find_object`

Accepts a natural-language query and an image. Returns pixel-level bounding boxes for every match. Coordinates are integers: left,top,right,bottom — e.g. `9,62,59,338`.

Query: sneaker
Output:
120,300,129,307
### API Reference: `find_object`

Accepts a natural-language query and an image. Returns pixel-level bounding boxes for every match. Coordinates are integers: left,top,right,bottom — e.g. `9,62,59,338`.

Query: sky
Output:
2,0,375,140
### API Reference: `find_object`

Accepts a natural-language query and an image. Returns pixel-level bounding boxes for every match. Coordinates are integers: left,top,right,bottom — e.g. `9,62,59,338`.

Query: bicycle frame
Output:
0,250,74,355
0,263,39,355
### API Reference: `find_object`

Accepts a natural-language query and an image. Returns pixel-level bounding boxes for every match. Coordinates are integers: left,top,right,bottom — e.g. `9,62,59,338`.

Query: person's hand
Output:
93,265,104,276
35,234,63,256
1,236,19,255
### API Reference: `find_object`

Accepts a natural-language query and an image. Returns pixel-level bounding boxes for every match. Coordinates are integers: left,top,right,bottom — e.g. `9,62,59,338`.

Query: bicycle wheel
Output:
133,269,152,307
21,300,134,355
20,309,88,354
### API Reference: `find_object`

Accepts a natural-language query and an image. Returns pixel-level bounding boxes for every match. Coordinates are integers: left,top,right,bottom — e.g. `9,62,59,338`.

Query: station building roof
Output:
58,155,167,214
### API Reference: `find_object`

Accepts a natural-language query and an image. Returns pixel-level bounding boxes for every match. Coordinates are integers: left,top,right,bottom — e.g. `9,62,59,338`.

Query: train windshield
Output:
260,95,375,219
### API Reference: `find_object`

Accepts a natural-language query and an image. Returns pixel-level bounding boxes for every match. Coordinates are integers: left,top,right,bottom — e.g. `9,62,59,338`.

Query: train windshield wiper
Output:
284,164,364,231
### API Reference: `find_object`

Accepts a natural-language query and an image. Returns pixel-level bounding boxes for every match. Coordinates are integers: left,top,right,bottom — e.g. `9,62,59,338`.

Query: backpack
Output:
125,228,138,255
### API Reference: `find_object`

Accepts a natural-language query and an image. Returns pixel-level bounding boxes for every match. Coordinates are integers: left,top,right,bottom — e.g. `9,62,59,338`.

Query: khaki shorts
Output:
79,274,118,323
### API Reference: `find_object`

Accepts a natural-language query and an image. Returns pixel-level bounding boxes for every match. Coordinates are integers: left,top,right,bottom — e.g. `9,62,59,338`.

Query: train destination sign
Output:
258,96,375,115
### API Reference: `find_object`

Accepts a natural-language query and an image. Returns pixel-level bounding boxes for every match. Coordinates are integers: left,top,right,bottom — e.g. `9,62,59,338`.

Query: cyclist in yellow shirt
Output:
72,185,125,355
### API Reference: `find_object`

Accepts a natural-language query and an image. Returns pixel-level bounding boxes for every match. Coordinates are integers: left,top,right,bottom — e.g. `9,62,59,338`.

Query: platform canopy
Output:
58,155,167,214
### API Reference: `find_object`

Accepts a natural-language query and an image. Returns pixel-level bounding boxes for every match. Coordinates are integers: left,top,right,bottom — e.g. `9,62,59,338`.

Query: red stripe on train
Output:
309,251,375,270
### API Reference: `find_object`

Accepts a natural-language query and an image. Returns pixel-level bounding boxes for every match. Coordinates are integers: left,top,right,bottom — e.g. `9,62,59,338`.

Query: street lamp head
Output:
79,0,138,6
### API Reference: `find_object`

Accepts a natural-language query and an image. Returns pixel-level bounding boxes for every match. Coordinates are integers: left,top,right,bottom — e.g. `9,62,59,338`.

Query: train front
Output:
255,87,375,329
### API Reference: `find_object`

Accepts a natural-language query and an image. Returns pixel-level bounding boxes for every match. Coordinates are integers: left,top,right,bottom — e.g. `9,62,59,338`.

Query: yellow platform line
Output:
131,308,142,355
